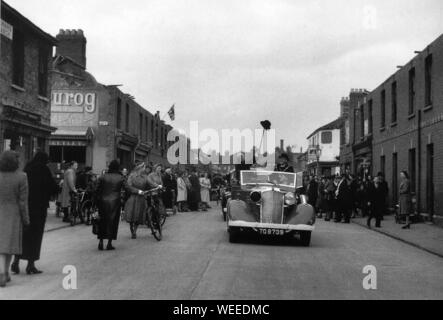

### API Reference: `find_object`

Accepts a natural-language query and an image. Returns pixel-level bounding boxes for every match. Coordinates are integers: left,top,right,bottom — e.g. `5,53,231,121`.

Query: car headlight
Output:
284,192,296,205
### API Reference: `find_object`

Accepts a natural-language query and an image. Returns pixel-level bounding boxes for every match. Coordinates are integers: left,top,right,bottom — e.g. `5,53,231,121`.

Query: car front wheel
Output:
300,231,311,247
228,227,240,243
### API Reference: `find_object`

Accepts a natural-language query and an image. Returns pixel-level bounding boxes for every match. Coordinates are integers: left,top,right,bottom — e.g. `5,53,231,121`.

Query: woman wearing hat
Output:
124,163,151,239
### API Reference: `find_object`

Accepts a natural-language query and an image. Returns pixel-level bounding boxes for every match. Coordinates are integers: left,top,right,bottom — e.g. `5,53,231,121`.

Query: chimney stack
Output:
56,29,87,69
280,139,284,152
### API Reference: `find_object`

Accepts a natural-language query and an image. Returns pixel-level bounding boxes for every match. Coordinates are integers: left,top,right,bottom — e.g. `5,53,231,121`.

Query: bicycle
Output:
143,187,167,241
69,189,87,226
81,192,98,226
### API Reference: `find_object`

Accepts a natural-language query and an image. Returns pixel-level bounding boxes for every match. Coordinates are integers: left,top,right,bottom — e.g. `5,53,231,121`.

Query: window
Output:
368,99,373,134
321,131,332,144
360,105,364,138
38,46,49,97
151,119,154,142
139,113,143,138
409,148,416,193
12,29,25,87
408,68,416,115
125,103,130,132
380,90,386,128
425,55,433,106
391,81,397,124
380,155,386,176
116,98,122,129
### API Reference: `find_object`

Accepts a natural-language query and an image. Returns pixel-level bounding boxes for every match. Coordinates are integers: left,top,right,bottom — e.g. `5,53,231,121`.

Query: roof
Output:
2,1,57,45
307,117,344,139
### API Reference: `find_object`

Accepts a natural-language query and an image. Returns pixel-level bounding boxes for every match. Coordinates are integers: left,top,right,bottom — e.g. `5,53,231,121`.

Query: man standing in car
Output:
275,153,294,173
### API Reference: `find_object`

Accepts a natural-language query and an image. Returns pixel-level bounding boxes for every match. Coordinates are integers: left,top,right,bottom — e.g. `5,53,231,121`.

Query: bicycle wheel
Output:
160,211,167,227
81,200,93,225
147,207,162,241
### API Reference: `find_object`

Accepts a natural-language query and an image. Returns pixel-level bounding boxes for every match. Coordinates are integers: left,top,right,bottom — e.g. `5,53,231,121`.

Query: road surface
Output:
1,203,443,300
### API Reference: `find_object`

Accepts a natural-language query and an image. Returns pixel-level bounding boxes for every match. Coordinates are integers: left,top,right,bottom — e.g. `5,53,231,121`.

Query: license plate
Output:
258,228,285,236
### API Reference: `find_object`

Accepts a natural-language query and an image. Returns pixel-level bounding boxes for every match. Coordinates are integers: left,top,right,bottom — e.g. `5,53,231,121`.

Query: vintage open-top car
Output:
226,170,315,246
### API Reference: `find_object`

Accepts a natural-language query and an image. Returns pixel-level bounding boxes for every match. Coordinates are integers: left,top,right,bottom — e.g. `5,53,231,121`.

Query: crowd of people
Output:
0,147,414,288
303,170,413,229
0,148,229,287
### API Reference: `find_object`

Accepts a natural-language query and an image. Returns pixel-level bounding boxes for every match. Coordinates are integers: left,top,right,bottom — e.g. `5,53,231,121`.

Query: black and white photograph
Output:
0,0,443,307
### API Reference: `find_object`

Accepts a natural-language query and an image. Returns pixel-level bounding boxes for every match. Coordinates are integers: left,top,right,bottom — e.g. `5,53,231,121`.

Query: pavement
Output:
1,202,443,300
351,214,443,258
44,203,70,232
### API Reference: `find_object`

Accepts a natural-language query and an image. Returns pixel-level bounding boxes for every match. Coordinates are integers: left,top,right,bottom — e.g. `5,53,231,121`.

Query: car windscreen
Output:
240,170,297,188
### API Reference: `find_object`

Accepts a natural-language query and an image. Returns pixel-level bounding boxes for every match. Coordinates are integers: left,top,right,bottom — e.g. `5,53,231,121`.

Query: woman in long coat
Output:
399,171,412,229
124,164,151,239
188,170,201,212
61,162,78,222
96,160,125,251
0,151,30,287
199,173,211,211
11,152,58,275
176,172,188,212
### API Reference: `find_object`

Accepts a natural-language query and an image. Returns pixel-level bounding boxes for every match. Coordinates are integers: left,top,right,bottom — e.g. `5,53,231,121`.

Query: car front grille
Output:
260,190,284,224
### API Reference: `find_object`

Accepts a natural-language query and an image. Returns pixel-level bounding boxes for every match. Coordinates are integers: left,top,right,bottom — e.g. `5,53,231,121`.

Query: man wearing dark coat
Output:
274,153,294,173
95,160,126,251
335,174,352,223
188,169,201,211
306,175,319,208
162,168,177,211
11,152,58,275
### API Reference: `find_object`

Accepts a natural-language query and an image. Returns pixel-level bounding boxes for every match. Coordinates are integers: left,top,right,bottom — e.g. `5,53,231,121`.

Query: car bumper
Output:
228,220,315,231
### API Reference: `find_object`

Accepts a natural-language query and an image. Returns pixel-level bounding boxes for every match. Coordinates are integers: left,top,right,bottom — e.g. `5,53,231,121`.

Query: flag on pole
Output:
167,104,175,121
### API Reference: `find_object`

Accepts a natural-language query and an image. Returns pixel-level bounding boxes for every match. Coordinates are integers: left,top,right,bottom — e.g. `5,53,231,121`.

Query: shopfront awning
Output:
49,127,94,146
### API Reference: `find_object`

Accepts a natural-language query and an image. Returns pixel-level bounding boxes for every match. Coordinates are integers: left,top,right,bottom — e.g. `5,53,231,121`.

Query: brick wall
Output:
0,17,53,126
371,34,443,218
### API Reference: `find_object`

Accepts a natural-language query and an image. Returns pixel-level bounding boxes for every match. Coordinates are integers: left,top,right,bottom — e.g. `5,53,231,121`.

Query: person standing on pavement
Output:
61,161,78,223
316,177,326,218
162,167,177,214
306,175,318,208
399,171,412,230
11,152,58,275
188,169,201,212
0,151,30,287
335,174,352,223
324,176,336,221
367,176,383,228
176,172,188,212
199,172,211,211
124,164,151,239
96,160,126,251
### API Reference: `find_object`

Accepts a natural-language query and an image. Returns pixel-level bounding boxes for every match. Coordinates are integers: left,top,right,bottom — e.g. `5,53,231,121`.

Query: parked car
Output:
226,170,316,246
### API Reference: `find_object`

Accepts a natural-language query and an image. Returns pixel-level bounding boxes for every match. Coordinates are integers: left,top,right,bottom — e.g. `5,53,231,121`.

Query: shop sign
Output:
52,92,96,113
49,140,88,147
1,19,13,40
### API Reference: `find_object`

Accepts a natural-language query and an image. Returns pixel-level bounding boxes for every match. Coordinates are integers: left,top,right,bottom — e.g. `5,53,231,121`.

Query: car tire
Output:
300,231,311,247
228,228,240,243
